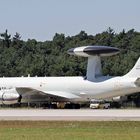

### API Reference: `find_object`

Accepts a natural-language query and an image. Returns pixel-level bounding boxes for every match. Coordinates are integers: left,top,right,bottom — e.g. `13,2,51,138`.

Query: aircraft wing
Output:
16,87,80,102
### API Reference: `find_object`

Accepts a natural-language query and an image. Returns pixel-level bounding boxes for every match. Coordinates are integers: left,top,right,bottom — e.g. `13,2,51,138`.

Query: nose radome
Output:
67,46,120,57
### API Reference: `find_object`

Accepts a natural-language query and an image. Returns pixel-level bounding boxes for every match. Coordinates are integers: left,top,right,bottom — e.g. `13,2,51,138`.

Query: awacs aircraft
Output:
0,46,140,108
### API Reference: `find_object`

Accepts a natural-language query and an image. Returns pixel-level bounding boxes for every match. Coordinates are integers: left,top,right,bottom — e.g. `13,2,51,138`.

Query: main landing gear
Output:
47,102,80,109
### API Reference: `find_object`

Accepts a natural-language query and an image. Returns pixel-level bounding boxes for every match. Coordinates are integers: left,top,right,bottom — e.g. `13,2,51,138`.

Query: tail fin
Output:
125,57,140,77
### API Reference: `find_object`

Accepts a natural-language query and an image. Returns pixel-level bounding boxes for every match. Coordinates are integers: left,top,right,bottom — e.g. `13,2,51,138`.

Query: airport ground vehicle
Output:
90,99,110,109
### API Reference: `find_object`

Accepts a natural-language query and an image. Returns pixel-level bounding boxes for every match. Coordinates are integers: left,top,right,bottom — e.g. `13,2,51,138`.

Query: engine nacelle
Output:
0,91,20,105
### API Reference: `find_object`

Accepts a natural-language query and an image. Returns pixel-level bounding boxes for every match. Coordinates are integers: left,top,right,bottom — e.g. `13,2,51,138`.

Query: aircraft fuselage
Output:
0,76,139,102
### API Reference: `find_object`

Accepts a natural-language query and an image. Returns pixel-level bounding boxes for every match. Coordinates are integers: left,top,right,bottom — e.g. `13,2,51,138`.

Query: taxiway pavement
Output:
0,109,140,121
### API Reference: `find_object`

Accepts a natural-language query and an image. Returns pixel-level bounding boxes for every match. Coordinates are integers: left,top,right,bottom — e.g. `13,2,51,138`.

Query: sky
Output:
0,0,140,41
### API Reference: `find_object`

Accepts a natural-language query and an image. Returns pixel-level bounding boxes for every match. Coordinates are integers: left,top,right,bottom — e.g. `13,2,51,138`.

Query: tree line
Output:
0,28,139,77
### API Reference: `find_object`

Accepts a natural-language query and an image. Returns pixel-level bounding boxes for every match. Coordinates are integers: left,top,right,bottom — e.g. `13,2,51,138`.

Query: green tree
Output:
0,29,11,47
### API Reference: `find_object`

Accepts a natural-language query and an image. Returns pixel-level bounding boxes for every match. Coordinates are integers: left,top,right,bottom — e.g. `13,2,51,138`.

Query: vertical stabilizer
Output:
86,56,102,81
124,57,140,78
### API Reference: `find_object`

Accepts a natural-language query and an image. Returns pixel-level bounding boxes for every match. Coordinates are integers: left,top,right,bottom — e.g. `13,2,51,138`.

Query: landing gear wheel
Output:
65,103,80,109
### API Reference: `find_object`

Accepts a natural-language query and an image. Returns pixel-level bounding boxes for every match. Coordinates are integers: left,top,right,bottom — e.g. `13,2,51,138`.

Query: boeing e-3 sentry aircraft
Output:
0,46,140,108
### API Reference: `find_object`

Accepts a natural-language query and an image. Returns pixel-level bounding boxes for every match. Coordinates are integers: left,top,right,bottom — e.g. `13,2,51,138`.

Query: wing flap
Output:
44,91,80,99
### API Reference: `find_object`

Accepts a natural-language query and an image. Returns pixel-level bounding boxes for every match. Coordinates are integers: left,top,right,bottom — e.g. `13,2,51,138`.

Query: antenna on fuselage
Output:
67,46,120,81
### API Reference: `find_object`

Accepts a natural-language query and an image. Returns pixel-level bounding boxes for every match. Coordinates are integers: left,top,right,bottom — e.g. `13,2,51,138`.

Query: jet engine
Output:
0,90,21,105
